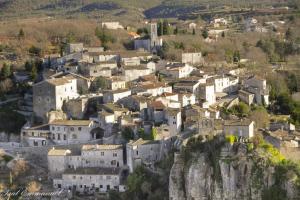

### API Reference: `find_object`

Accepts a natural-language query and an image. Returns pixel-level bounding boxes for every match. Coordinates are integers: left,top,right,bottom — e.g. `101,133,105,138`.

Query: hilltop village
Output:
0,12,300,199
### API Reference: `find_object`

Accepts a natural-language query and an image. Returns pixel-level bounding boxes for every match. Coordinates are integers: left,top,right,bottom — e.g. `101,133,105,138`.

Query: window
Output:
101,152,104,156
70,127,74,131
73,176,76,179
113,153,117,157
57,134,61,140
136,151,138,156
78,127,82,131
52,134,55,140
32,132,34,136
57,127,60,131
111,160,116,165
52,127,55,131
72,134,77,139
100,185,103,189
63,134,67,140
107,176,111,180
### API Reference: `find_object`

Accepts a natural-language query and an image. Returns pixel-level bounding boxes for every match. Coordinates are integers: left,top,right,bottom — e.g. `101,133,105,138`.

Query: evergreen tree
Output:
286,28,293,41
18,28,25,40
221,31,225,38
31,65,37,81
192,28,196,35
174,26,178,35
202,29,208,39
1,63,11,78
162,20,170,35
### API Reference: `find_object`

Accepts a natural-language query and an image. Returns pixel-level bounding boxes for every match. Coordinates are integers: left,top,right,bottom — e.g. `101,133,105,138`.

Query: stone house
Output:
118,95,149,112
238,90,255,105
161,63,194,79
165,108,182,136
80,61,117,78
133,82,172,97
64,97,89,119
147,101,166,123
103,89,131,104
48,144,124,175
122,66,152,82
66,43,84,54
178,93,196,107
198,83,216,106
49,120,94,145
53,167,125,193
126,138,162,172
33,76,79,122
80,144,124,168
48,149,72,175
182,52,203,65
174,81,201,95
210,75,239,93
102,22,124,29
243,76,269,105
83,52,119,63
224,119,255,138
21,124,50,147
105,76,126,91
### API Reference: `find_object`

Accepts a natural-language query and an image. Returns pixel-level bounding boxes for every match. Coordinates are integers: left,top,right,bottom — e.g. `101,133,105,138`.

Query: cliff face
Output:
169,139,299,200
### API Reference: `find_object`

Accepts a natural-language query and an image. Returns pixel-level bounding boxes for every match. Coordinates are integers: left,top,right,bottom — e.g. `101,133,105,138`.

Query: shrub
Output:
225,135,237,145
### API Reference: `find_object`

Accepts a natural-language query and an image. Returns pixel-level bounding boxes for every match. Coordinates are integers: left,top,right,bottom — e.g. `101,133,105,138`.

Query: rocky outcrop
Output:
169,139,299,200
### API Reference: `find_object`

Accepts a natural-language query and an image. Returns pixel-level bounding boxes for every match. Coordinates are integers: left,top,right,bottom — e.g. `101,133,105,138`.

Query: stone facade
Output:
33,77,79,122
49,120,94,145
126,138,162,172
182,52,203,65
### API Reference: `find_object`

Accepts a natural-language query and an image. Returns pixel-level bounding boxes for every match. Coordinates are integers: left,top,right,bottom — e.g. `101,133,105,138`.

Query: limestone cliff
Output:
169,136,300,200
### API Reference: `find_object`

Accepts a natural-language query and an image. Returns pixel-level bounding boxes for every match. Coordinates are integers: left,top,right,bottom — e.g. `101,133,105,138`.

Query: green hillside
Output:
0,0,297,20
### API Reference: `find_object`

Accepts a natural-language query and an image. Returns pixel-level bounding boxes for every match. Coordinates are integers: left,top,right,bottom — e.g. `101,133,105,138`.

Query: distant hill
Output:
0,0,295,20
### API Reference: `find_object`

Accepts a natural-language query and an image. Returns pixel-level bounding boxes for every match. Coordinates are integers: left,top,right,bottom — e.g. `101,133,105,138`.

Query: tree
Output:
0,78,13,95
26,181,41,193
192,28,196,35
249,107,269,128
122,127,134,141
233,50,240,63
11,159,28,177
30,65,37,81
285,28,293,41
229,102,250,117
1,63,11,78
90,77,107,92
18,28,25,40
174,26,178,35
221,31,225,38
157,20,163,36
150,127,157,140
28,45,41,56
202,29,208,39
162,19,170,35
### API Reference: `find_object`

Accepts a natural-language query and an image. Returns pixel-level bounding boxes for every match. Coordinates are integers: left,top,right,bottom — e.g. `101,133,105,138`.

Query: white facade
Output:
49,120,94,145
126,139,162,172
53,168,124,193
166,109,182,136
199,84,216,106
33,77,79,121
224,120,255,138
182,52,203,65
103,89,132,103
